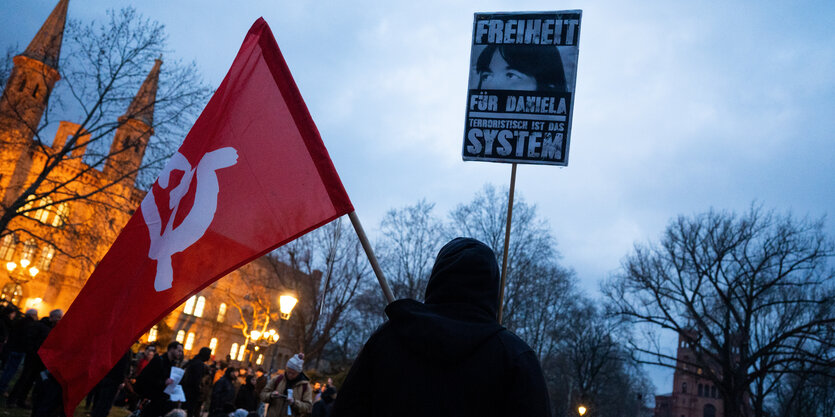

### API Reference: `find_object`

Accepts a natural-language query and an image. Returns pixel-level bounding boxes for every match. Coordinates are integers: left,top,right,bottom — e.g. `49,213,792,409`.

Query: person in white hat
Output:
260,354,312,417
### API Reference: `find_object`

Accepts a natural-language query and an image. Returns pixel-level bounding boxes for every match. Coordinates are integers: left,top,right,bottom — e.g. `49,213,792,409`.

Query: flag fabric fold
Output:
39,18,353,416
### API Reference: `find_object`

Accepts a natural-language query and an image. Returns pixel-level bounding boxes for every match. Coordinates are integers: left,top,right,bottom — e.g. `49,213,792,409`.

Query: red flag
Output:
39,18,353,416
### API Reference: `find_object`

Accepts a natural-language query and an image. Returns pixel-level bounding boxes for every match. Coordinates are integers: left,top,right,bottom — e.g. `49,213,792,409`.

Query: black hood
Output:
385,238,503,363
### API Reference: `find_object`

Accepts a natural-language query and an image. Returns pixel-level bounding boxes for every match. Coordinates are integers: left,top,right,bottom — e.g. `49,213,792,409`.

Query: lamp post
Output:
269,293,297,370
278,294,298,320
4,258,38,306
5,258,39,285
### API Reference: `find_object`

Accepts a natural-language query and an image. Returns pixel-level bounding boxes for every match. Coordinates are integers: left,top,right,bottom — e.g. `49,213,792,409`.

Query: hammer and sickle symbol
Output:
140,147,238,292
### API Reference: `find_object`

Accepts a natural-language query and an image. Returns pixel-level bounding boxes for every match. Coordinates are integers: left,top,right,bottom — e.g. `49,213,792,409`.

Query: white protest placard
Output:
462,11,582,166
164,366,185,400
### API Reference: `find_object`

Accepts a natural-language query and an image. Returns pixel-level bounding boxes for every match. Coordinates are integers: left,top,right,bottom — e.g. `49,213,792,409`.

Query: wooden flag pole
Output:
349,211,395,305
497,163,517,324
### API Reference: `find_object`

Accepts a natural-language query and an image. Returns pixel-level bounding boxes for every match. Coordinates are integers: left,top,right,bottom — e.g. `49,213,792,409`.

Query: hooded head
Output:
196,347,212,362
424,237,500,320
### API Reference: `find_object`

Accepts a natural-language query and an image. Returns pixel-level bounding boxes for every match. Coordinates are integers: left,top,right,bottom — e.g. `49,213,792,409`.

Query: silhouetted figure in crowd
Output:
312,386,336,417
9,309,61,409
90,349,132,417
331,238,552,417
208,367,236,417
234,374,257,412
181,347,211,417
135,341,184,417
0,308,36,400
27,309,65,417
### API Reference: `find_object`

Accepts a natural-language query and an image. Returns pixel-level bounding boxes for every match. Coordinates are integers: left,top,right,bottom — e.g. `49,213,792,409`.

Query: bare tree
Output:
0,7,210,267
447,184,575,354
603,205,835,417
270,219,371,368
545,300,652,417
376,199,445,300
223,259,282,359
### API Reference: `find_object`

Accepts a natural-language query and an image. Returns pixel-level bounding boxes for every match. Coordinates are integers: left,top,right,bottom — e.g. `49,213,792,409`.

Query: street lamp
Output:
6,258,39,285
578,405,587,416
278,294,297,320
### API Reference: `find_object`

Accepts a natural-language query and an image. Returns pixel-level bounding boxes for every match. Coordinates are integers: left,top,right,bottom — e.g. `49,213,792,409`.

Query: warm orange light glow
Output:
279,294,298,319
6,262,15,272
578,406,587,416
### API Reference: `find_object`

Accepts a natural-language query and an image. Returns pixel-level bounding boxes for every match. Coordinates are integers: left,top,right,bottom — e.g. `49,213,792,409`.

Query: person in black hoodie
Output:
331,237,551,417
181,347,212,417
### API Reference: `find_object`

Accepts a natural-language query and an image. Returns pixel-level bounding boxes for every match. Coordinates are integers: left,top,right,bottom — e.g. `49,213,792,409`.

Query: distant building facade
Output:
654,333,724,417
0,0,309,369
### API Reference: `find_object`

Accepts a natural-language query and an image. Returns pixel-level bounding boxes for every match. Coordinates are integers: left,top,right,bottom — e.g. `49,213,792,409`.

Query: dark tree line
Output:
604,206,835,417
319,184,652,417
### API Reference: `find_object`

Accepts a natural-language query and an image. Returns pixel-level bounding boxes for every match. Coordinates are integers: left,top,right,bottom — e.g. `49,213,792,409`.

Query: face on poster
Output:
462,11,581,166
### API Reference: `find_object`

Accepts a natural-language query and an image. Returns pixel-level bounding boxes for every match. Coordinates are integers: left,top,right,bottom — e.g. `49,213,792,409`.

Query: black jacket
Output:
332,238,551,417
135,353,175,403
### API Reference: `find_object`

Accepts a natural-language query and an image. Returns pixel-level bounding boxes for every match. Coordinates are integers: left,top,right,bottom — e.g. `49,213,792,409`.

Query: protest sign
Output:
462,11,582,166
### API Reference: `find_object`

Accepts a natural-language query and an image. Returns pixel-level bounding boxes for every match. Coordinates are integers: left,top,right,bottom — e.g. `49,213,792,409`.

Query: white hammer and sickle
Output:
141,147,238,292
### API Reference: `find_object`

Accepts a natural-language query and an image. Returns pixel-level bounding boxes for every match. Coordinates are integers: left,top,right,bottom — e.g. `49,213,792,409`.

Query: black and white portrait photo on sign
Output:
463,11,581,166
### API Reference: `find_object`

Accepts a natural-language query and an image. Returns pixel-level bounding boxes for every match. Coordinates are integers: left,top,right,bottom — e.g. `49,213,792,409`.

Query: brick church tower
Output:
654,332,723,417
0,0,68,206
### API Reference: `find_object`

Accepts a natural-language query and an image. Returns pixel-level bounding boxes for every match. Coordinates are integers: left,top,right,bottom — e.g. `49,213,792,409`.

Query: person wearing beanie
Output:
182,347,213,417
331,237,551,417
260,353,312,417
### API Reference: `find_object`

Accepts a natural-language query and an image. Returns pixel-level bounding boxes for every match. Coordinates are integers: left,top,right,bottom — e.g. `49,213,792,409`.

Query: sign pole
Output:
348,211,395,305
497,163,517,324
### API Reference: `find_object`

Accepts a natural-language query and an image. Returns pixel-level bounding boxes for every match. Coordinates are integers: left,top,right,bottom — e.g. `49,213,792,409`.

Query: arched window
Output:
256,354,263,365
217,303,227,322
698,384,703,396
711,385,717,398
17,78,26,92
33,197,52,223
21,240,37,263
0,234,15,261
38,245,55,271
682,382,687,394
194,296,206,317
176,330,185,343
183,296,196,315
236,345,245,362
52,203,69,227
20,195,35,215
209,338,218,355
230,343,239,359
1,283,23,305
148,325,158,343
703,404,716,417
184,332,195,351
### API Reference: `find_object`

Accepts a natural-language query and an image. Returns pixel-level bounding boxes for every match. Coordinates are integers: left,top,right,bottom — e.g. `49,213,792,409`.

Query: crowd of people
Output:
0,301,64,417
104,343,337,417
0,237,551,417
0,299,337,417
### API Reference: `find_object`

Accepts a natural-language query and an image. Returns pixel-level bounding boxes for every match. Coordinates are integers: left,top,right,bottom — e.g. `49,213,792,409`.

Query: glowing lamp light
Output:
6,262,15,272
250,330,261,341
578,406,587,416
19,259,30,268
279,294,298,320
28,267,39,277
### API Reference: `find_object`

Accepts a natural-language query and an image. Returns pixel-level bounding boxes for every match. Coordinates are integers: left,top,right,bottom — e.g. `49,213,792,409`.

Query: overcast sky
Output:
3,0,834,393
